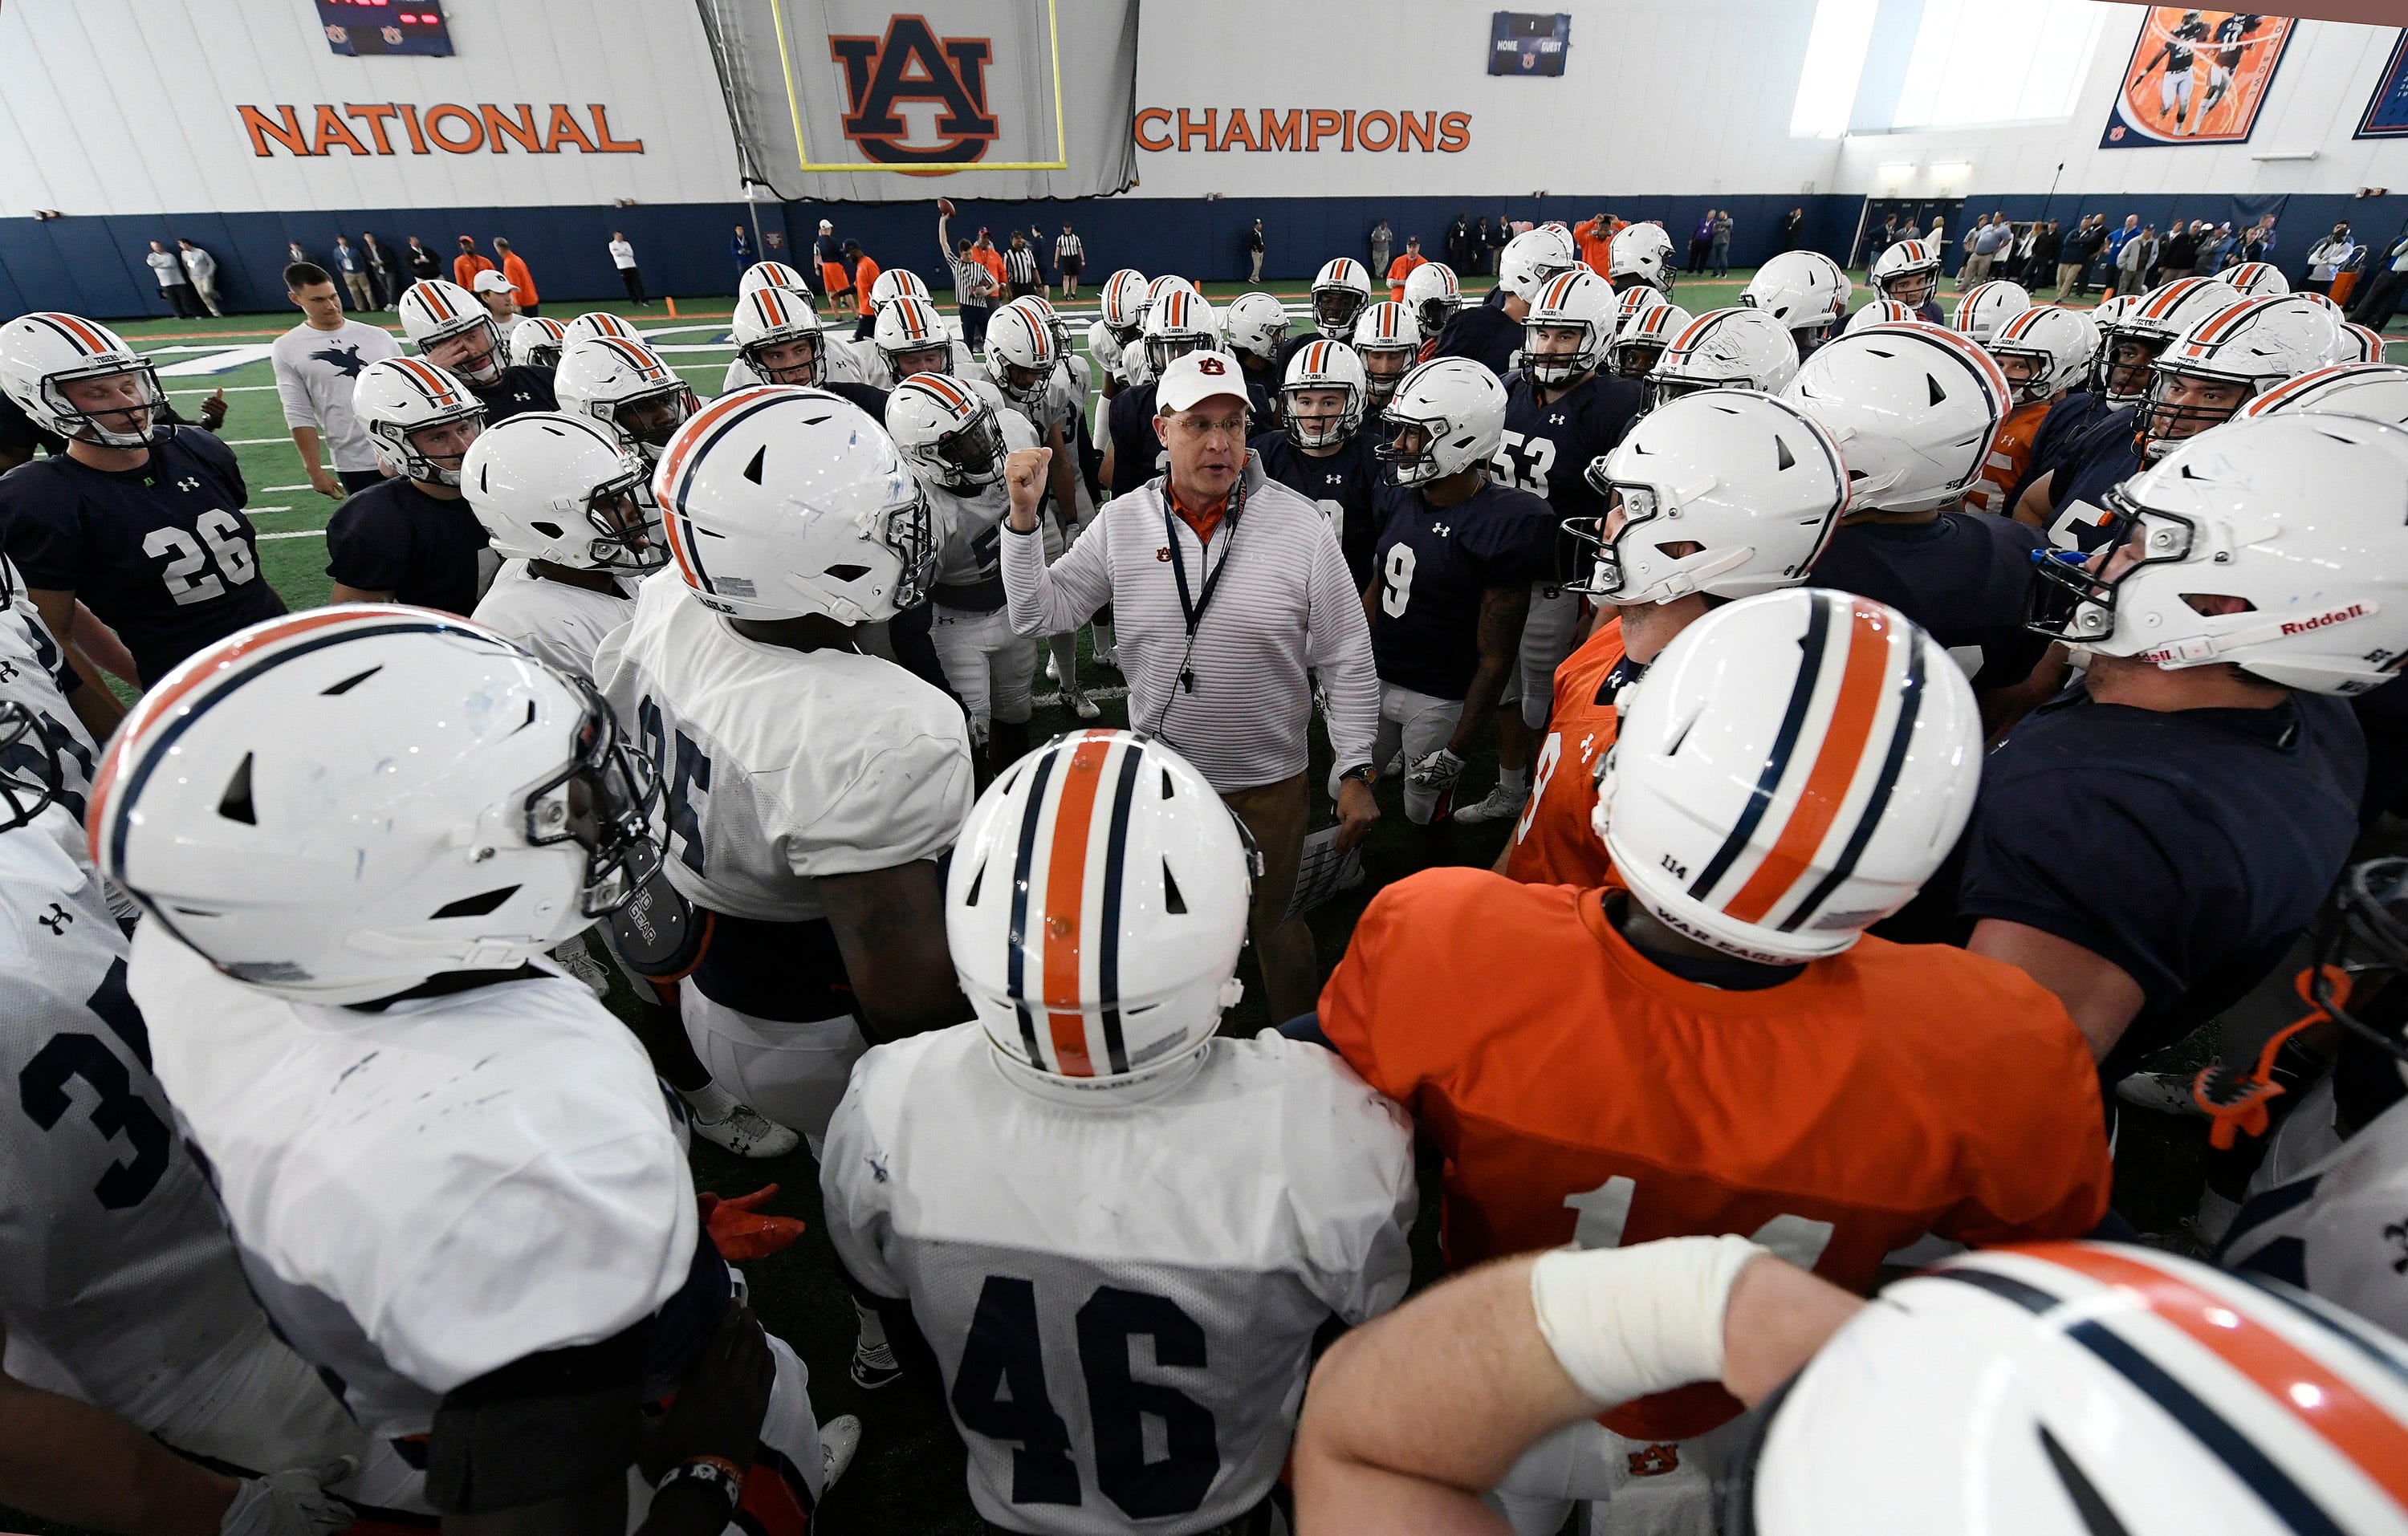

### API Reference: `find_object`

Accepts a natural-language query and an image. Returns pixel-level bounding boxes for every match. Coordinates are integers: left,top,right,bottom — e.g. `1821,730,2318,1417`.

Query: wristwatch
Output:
1338,762,1375,788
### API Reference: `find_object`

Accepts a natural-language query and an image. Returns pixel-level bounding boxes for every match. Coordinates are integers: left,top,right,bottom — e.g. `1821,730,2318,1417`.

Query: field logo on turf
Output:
828,17,999,166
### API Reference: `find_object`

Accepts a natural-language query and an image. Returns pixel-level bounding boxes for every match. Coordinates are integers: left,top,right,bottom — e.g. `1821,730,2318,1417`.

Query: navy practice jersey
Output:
1107,380,1165,498
469,364,559,425
822,380,892,421
1251,429,1385,591
1808,513,2048,694
323,477,490,616
1369,479,1556,700
1430,293,1521,380
2039,406,2144,555
2003,391,2112,516
1955,685,2365,1081
0,426,282,684
1496,371,1642,526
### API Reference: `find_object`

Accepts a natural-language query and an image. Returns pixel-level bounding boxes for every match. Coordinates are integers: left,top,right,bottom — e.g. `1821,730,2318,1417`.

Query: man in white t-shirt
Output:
608,230,648,307
270,260,400,499
144,241,199,319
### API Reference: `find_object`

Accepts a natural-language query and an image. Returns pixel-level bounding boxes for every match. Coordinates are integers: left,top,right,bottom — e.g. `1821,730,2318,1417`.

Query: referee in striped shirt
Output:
1001,350,1380,1024
1003,232,1043,300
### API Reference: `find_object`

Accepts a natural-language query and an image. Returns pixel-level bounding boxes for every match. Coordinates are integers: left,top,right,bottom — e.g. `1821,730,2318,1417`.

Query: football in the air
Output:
937,197,958,217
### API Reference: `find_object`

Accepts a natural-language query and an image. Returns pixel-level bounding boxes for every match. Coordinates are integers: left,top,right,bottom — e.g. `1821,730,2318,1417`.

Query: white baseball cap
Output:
819,219,834,231
1154,351,1251,416
470,269,515,295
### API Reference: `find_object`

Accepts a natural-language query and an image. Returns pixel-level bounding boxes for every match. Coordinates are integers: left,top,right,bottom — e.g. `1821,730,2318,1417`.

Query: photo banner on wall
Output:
694,0,1136,201
2357,28,2408,138
2101,8,2294,148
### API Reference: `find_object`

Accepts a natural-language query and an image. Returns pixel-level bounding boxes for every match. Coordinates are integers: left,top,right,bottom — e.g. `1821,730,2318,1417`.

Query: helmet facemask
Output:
1991,344,2058,407
612,383,696,461
924,403,1009,493
576,471,666,572
743,330,823,388
1524,319,1601,388
424,319,506,385
2138,364,2254,460
2024,490,2194,647
46,360,166,449
1376,412,1452,488
1413,295,1458,336
1313,286,1368,338
1358,345,1414,409
380,403,487,487
521,680,663,919
0,702,63,833
1279,381,1361,450
1144,333,1211,376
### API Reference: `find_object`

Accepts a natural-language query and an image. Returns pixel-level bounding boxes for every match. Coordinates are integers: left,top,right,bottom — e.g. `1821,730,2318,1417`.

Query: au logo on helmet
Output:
830,17,999,165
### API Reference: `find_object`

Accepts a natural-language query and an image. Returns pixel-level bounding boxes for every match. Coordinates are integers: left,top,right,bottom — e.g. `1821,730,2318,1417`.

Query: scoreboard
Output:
315,0,454,57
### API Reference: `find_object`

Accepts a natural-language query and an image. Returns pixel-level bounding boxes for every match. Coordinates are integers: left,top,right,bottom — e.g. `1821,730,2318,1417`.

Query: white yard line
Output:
255,526,322,541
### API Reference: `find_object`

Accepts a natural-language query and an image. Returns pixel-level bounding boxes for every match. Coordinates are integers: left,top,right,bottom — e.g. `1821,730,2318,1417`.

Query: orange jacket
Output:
500,253,538,307
852,256,881,317
1385,251,1425,305
1572,217,1617,278
974,246,1008,291
452,253,495,289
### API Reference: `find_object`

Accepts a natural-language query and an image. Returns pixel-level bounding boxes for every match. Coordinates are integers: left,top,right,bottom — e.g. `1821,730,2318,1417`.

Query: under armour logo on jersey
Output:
1431,522,1451,538
174,476,200,492
36,903,71,934
1578,730,1597,762
1548,412,1566,425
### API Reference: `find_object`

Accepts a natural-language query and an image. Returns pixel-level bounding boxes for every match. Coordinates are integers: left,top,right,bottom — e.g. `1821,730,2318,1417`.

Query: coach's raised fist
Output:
1004,446,1052,530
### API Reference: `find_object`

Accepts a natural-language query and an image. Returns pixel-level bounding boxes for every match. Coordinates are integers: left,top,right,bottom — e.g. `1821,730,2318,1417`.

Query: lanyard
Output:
1160,477,1245,694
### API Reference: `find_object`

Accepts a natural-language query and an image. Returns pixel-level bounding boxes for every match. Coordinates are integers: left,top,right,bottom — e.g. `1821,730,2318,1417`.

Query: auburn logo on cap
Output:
1197,356,1226,375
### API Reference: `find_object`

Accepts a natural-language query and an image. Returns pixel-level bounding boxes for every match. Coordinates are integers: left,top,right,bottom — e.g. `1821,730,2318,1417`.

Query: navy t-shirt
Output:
1430,292,1521,379
1369,478,1556,700
2003,390,2112,516
1251,429,1384,591
1498,371,1642,526
2040,406,2144,555
470,364,559,425
1107,380,1165,498
1808,513,2049,694
324,477,491,616
0,426,283,683
1957,685,2365,1079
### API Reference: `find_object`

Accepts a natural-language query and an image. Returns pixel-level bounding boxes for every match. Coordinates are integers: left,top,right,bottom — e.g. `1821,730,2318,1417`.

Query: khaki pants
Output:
2055,261,2086,299
1219,771,1313,1022
342,270,375,310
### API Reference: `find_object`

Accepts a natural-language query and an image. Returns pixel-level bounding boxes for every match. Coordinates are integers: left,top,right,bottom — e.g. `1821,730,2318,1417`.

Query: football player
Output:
822,730,1416,1535
1739,249,1853,359
1365,359,1556,825
1403,260,1463,351
1251,339,1384,589
394,278,557,422
554,335,700,465
562,310,645,345
1607,221,1678,296
1841,239,1945,331
864,266,934,340
1949,278,2031,346
0,312,283,689
0,554,110,842
1971,303,2101,516
2133,8,2212,135
1602,296,1691,383
594,388,974,1151
1641,307,1802,409
2204,13,2264,118
865,293,978,391
1014,292,1104,505
506,315,568,373
725,286,886,417
1318,589,2111,1533
1431,226,1581,378
328,356,490,615
1459,270,1642,828
2133,295,2337,461
1103,288,1219,501
1221,290,1290,404
1286,257,1376,365
1349,299,1421,415
1087,268,1149,399
104,610,856,1536
1500,391,1849,888
737,259,812,301
1123,275,1203,389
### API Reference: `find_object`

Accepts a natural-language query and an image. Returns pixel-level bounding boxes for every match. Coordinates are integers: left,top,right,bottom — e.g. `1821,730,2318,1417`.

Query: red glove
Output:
699,1185,807,1262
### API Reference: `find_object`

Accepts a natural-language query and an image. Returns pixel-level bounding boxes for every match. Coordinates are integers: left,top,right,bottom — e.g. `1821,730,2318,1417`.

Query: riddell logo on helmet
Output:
2280,603,2371,636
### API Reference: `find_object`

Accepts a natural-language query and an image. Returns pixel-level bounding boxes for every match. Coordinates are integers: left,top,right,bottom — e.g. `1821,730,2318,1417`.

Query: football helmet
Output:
872,295,956,379
983,300,1060,411
460,411,661,574
1869,238,1943,310
1522,268,1616,387
1141,288,1220,376
1645,308,1801,408
948,730,1254,1093
1310,258,1375,339
396,278,504,384
1607,300,1693,380
1950,279,2032,346
1497,226,1584,304
1783,322,2011,514
1403,261,1463,337
1278,339,1369,450
563,311,643,345
1351,301,1422,408
652,386,932,625
2028,410,2408,695
2333,322,2388,366
91,607,660,1005
2137,295,2337,458
1741,251,1852,344
1865,299,1919,326
2081,292,2140,396
2101,277,2243,404
2239,360,2408,428
0,311,164,449
730,283,828,388
552,335,697,462
1142,274,1200,340
1609,222,1677,293
1599,587,1978,962
887,371,1011,494
737,260,811,300
352,356,486,486
1615,282,1671,334
2296,289,2348,323
867,267,932,315
507,315,568,371
1987,304,2102,406
1376,357,1507,488
1568,390,1846,606
2224,259,2290,298
1222,291,1290,367
1099,269,1149,343
1016,291,1076,357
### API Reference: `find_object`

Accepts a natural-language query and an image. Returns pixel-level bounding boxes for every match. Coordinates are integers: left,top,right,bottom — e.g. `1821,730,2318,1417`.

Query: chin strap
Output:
2197,965,2349,1149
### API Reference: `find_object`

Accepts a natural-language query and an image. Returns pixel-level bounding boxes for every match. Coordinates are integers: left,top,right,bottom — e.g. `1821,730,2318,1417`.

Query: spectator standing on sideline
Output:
1687,210,1714,275
144,241,199,318
176,238,225,317
728,223,754,291
1248,218,1267,282
490,238,539,317
272,261,400,500
814,218,845,302
331,234,372,311
1469,215,1491,274
1780,206,1805,251
1446,213,1472,273
2243,212,2279,266
1710,209,1734,278
1488,213,1511,273
2158,219,2199,282
999,351,1380,1026
403,234,438,284
2349,226,2408,330
607,230,647,306
470,269,519,327
1054,222,1084,295
2115,224,2153,295
1002,231,1041,300
843,242,879,339
937,206,996,349
1571,214,1614,278
1866,213,1898,276
1386,236,1427,305
2028,219,2063,290
1370,218,1393,275
360,232,396,308
2199,221,2236,272
285,238,313,270
2305,222,2357,295
450,234,494,291
1926,214,1947,266
2068,214,2109,297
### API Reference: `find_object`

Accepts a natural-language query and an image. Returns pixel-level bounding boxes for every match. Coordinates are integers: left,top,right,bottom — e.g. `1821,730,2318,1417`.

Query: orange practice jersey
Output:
1504,617,1625,888
1319,870,2111,1442
1966,397,2049,515
1385,252,1425,306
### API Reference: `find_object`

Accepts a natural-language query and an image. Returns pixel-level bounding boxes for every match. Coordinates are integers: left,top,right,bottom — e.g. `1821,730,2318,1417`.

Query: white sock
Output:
680,1079,738,1122
853,1298,890,1350
1092,621,1114,652
1501,766,1531,796
1049,634,1080,687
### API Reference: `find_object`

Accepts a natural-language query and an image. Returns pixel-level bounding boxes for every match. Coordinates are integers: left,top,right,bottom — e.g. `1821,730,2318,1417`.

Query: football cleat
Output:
819,1415,863,1487
681,1091,803,1159
1451,782,1529,825
848,1338,902,1391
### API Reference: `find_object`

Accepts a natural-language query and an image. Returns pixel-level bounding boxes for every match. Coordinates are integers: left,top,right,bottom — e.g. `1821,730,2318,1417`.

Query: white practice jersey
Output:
130,927,699,1439
1085,322,1126,385
0,555,100,864
592,572,973,924
822,1025,1416,1536
470,560,634,684
929,412,1042,591
722,335,869,396
2223,1079,2408,1338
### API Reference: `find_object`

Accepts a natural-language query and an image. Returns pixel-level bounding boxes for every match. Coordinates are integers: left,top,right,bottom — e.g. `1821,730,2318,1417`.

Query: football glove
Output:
220,1462,355,1536
1407,746,1466,794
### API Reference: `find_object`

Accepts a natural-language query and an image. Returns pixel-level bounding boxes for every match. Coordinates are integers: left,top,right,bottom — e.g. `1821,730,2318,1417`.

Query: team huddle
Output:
0,209,2406,1536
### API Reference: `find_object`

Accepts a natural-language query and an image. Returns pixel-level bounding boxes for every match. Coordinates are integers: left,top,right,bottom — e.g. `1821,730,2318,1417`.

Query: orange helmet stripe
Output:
1037,731,1119,1077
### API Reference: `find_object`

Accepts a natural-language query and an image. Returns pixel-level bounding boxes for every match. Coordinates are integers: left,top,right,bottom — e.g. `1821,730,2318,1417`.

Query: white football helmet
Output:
1141,288,1220,376
737,260,811,300
1351,301,1422,408
92,607,660,1005
888,371,1009,494
872,295,957,378
1377,357,1507,488
1646,308,1801,408
1142,274,1200,342
1221,291,1289,367
506,316,568,371
1279,338,1369,450
1521,268,1616,387
563,311,643,345
1309,258,1376,339
460,411,662,574
1099,269,1149,341
866,266,932,315
1869,238,1943,310
1614,283,1671,334
651,386,931,625
1599,587,1979,963
1403,262,1463,337
1015,292,1075,357
552,335,697,462
2333,322,2388,366
2103,277,2244,404
1497,226,1584,304
2029,411,2408,695
1864,299,1919,326
0,311,164,449
2082,293,2141,396
2224,259,2290,298
984,300,1060,411
949,730,1253,1092
1784,322,2011,514
2296,290,2348,323
1569,390,1847,606
2138,295,2337,458
1986,304,2101,407
730,283,828,388
396,278,504,384
1607,299,1692,380
1610,222,1677,293
2240,361,2408,428
1741,251,1852,345
1950,279,2032,346
352,356,487,486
